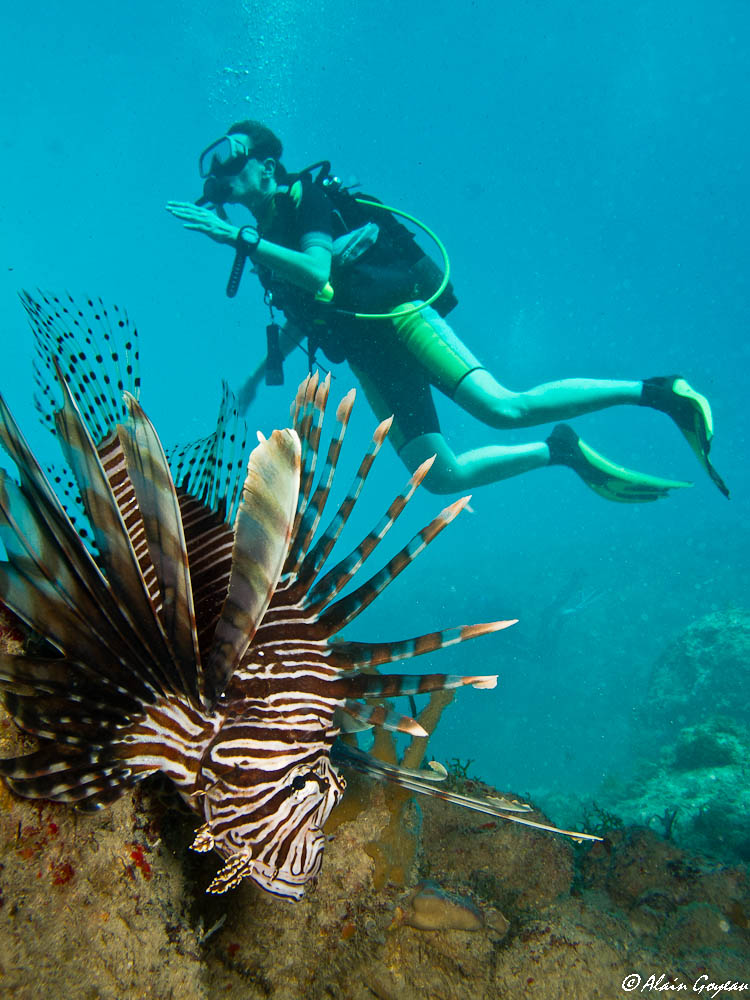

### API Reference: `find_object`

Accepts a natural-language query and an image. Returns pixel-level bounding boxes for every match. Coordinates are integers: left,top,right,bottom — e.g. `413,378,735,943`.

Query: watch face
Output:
240,228,259,248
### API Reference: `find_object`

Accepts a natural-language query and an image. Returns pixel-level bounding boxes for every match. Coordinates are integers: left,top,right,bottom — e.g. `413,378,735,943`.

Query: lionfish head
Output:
195,730,347,899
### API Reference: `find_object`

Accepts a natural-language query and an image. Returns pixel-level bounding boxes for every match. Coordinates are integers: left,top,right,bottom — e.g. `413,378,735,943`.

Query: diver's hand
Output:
165,202,240,246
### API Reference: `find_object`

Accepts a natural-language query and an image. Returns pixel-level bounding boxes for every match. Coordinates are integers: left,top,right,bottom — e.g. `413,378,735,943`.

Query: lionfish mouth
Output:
0,292,600,901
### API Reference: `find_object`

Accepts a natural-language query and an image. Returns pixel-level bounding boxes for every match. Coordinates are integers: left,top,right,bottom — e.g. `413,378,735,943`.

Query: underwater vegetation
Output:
0,292,596,905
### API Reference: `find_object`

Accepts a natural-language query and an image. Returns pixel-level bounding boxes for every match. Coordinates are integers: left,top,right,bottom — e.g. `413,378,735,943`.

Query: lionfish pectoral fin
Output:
205,428,301,704
118,393,203,701
190,823,215,853
207,854,255,894
51,360,185,696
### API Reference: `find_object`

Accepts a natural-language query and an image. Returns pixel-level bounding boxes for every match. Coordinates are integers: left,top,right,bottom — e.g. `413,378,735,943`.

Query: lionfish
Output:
0,293,598,900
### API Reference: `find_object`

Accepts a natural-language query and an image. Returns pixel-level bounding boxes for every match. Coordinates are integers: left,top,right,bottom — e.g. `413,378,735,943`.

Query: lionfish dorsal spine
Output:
312,494,469,639
300,454,436,619
285,384,353,576
284,413,394,603
327,620,517,671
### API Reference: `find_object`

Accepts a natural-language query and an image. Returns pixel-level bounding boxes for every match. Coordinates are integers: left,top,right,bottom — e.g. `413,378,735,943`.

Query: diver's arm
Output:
166,202,330,293
252,242,330,294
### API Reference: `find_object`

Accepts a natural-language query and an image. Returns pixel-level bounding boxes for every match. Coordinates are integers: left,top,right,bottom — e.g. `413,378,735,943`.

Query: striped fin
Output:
167,386,246,663
0,653,143,718
340,670,500,700
98,430,162,610
328,620,517,670
285,383,353,576
284,409,391,600
52,366,185,697
3,684,130,744
313,495,469,638
0,394,106,588
177,492,234,663
0,422,163,700
204,429,301,704
118,392,202,703
338,700,428,736
0,745,138,810
291,373,327,530
333,744,603,843
0,553,151,700
301,456,435,615
290,371,315,426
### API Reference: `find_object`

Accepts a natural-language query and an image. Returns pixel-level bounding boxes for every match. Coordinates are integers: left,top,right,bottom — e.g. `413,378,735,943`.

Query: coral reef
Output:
601,717,750,864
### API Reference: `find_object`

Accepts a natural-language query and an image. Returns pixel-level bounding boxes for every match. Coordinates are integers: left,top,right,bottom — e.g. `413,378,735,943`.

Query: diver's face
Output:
224,157,277,213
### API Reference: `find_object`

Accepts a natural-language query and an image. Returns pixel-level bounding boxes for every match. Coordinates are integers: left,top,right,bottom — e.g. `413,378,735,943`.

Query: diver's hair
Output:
228,120,288,182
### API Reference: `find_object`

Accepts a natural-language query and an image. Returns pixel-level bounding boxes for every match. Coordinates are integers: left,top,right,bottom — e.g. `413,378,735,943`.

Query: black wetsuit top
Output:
254,176,451,367
254,175,463,449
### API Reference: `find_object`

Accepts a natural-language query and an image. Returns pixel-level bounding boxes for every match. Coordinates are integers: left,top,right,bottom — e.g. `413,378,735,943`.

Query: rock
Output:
397,879,489,932
640,609,750,744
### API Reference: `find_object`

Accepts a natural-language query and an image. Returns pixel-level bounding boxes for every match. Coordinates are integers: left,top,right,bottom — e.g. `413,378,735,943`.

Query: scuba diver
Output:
166,120,728,501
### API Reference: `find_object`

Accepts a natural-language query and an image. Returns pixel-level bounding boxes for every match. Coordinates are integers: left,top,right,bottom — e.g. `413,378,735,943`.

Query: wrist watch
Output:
236,225,261,257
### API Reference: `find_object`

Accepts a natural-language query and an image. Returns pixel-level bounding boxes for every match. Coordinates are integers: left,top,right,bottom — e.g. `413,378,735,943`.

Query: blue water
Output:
2,1,748,810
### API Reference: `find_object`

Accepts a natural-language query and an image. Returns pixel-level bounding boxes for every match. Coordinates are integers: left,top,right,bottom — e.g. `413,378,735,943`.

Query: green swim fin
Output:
641,375,729,499
547,424,692,503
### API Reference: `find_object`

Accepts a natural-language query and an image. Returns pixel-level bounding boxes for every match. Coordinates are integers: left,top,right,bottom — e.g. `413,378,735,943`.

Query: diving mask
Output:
198,134,255,179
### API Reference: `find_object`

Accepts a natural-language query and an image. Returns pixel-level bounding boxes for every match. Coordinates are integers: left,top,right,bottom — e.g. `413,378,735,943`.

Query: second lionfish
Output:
0,293,598,900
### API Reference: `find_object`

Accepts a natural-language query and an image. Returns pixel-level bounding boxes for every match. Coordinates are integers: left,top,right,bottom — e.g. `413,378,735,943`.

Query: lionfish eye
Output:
290,774,308,791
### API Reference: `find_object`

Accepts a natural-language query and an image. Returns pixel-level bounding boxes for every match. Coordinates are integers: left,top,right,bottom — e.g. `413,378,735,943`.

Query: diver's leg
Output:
454,370,728,497
453,369,643,429
389,305,644,428
399,432,549,495
398,425,691,502
397,307,727,496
